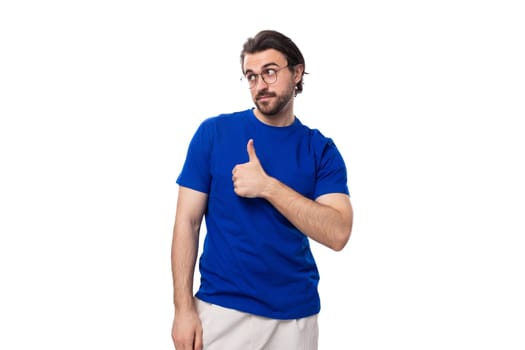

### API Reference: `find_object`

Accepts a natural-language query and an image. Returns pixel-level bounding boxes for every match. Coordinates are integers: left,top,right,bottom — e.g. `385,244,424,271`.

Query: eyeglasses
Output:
242,65,289,89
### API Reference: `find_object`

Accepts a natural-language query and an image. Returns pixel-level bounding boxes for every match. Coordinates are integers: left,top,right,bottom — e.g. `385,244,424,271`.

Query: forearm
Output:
171,222,200,310
261,178,352,251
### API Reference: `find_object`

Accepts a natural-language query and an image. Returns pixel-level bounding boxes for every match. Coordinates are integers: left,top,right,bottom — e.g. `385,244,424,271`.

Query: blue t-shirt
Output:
177,108,349,319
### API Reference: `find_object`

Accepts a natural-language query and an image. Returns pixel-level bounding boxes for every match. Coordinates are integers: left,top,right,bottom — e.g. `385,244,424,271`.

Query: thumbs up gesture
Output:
232,139,269,198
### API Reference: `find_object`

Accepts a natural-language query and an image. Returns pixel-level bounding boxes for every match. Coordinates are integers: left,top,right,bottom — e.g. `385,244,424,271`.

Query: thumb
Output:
246,139,258,162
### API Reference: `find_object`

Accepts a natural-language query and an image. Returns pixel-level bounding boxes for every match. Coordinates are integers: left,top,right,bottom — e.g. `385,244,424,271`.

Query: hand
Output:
232,139,270,198
172,308,203,350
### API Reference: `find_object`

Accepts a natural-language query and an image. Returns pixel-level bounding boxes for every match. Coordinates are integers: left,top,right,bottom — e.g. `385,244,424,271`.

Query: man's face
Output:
243,49,301,117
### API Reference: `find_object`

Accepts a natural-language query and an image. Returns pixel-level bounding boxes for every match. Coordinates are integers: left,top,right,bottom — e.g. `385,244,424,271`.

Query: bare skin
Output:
171,48,353,349
171,187,207,350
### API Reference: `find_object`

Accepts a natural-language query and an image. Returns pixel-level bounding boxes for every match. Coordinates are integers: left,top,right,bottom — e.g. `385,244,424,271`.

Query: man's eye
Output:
246,73,257,81
263,69,277,77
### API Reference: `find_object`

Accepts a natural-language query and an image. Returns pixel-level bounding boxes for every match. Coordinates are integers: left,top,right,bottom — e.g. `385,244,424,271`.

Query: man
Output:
171,29,353,350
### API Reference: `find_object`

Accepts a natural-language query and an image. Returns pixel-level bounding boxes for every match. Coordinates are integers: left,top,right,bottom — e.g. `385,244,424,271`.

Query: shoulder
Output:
200,109,252,128
296,119,336,151
191,109,251,141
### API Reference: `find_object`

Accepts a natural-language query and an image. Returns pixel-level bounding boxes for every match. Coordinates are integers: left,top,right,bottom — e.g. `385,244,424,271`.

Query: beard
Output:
254,82,296,116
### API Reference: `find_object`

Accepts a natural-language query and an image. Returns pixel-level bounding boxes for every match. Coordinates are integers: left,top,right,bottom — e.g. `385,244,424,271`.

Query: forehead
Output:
243,49,287,72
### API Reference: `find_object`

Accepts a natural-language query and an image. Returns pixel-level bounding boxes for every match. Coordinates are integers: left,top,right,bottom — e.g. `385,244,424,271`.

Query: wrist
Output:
261,176,280,199
174,294,197,311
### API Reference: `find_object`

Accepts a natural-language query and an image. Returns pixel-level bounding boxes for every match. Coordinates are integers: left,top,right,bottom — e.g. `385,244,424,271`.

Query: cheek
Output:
285,79,297,94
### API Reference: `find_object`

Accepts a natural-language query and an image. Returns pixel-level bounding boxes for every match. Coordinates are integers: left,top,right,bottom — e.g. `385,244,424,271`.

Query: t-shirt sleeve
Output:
314,138,350,198
176,120,212,194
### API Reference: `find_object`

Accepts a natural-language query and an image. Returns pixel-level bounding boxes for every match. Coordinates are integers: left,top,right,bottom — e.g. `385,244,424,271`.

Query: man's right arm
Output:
171,186,208,350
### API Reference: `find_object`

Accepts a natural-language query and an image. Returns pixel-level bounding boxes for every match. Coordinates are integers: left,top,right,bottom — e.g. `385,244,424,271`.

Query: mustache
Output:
256,91,276,99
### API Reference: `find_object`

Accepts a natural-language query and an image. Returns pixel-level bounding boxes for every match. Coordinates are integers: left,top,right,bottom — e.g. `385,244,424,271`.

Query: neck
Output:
254,109,295,127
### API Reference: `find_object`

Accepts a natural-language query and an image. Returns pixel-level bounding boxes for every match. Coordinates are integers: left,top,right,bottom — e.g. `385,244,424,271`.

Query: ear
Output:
293,64,304,84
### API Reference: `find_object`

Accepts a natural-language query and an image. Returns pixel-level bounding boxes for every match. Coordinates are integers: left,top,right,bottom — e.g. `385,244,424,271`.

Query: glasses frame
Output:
242,65,290,89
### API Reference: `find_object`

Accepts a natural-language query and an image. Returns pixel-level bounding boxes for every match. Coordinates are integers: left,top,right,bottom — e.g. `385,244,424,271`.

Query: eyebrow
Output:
244,62,282,74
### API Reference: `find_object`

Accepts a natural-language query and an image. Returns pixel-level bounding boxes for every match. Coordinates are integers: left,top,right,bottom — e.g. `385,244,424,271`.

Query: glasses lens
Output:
262,70,277,84
243,74,256,89
244,67,282,89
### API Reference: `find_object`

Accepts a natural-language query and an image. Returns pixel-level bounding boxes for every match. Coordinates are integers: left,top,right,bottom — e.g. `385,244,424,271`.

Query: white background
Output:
1,1,524,349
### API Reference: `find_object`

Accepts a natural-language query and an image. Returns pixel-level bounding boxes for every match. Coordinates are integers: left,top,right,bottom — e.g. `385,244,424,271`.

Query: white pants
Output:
196,299,319,350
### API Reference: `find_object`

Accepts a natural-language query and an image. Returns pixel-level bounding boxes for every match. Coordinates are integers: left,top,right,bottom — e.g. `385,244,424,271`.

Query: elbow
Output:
330,200,353,251
331,232,350,251
330,218,353,252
